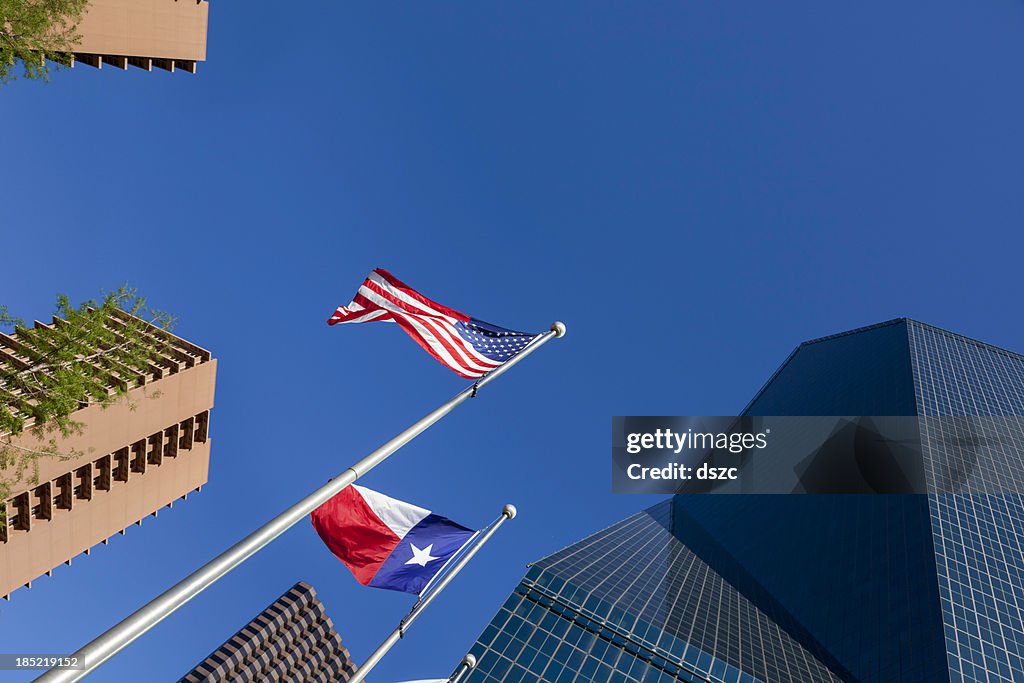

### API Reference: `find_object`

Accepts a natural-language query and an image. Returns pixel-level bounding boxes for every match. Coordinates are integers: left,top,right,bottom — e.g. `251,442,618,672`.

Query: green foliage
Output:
0,286,175,509
0,0,88,83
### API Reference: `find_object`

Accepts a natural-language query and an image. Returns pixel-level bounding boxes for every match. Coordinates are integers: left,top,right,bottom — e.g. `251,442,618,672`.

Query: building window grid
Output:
502,506,842,683
468,321,1024,683
2,411,209,544
908,321,1024,682
471,587,709,683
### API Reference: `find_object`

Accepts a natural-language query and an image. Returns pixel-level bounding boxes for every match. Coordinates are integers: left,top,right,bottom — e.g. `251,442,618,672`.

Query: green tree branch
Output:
0,286,176,519
1,0,88,83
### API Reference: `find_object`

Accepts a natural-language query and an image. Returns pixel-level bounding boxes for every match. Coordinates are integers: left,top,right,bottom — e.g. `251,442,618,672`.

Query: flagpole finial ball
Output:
551,321,567,338
463,654,478,668
503,504,518,520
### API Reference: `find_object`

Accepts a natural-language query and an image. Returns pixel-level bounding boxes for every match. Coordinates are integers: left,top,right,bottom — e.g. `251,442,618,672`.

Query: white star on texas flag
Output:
405,543,440,567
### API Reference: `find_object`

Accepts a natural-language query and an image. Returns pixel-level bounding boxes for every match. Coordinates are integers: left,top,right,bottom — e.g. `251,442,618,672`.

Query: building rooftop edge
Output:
741,318,1024,415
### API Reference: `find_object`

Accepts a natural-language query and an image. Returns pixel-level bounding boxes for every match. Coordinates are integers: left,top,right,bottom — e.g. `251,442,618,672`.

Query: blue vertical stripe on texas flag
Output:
367,514,475,594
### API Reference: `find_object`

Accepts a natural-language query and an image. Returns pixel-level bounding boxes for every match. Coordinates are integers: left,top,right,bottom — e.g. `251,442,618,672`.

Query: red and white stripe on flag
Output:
310,484,430,585
326,268,523,379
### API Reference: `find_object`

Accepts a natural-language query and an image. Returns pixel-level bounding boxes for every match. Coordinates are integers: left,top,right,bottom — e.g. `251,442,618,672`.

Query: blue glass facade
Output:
906,321,1024,682
673,319,948,683
466,503,842,683
464,319,1024,682
672,495,946,682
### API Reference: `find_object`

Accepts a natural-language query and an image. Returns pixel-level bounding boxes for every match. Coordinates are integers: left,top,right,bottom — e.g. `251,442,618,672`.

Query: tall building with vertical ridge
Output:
179,582,357,683
0,309,216,600
462,319,1024,683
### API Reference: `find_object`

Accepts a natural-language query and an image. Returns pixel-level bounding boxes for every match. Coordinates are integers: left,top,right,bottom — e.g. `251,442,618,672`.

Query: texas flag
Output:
311,485,476,595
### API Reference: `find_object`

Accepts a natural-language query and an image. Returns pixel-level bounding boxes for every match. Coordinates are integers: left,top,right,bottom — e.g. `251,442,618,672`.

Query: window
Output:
164,424,179,458
10,493,30,531
130,439,147,474
194,411,209,443
94,455,112,490
53,473,73,511
113,448,130,482
179,417,194,450
147,432,163,466
32,483,52,521
75,464,93,501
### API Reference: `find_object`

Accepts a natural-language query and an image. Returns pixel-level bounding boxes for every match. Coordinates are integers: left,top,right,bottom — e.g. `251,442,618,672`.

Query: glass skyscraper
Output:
463,319,1024,682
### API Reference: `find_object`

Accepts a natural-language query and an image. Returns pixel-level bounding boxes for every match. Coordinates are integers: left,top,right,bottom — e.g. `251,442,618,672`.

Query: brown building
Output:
0,310,216,600
68,0,209,73
180,582,357,683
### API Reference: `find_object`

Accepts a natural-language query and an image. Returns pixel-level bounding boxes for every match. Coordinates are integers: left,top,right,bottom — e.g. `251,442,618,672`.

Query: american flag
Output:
327,269,539,378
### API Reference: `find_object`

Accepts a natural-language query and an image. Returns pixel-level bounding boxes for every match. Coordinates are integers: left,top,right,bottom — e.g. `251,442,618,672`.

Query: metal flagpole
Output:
348,505,516,683
448,653,478,683
36,323,565,683
395,654,476,683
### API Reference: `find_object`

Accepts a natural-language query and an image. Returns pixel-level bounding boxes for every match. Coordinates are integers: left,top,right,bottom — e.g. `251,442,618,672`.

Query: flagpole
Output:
348,505,516,683
36,323,565,683
448,654,478,683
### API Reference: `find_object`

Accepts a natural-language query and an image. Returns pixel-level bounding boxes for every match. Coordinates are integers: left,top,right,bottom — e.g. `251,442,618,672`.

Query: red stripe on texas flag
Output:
311,485,403,585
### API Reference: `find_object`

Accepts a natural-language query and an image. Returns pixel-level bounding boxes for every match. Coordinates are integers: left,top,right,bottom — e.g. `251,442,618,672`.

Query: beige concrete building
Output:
0,311,216,600
68,0,209,73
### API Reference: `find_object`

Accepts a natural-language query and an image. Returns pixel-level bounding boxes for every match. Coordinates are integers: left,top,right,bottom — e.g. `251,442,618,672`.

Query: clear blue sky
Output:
3,2,1024,681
